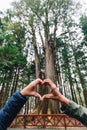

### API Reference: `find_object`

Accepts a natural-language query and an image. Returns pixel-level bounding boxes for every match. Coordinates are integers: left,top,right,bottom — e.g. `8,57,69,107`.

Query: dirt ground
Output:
8,127,87,130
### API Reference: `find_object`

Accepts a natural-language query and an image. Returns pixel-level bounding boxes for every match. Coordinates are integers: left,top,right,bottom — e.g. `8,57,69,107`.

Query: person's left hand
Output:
40,79,69,106
40,79,60,101
21,78,43,100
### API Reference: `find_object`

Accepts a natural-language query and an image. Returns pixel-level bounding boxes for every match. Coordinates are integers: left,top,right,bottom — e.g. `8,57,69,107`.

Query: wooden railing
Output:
10,114,84,129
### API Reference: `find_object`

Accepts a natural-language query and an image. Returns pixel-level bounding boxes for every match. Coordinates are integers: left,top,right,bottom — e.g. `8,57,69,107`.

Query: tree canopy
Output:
0,0,87,114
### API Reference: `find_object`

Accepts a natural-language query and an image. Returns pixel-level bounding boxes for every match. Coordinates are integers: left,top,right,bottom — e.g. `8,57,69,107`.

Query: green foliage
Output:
80,16,87,36
0,0,87,109
0,44,26,69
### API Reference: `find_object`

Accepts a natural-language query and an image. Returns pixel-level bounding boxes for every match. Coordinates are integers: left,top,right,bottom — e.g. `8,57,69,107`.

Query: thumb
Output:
40,95,46,101
35,92,42,100
40,94,53,101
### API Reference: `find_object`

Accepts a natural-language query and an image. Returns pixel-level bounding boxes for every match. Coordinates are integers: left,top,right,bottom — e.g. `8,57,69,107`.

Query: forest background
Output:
0,0,87,114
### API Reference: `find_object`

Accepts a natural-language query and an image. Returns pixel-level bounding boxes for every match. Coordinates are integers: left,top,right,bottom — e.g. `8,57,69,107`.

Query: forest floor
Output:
8,127,87,130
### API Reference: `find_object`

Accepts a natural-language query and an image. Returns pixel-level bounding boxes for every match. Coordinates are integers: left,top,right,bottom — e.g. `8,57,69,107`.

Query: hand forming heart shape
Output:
21,78,61,102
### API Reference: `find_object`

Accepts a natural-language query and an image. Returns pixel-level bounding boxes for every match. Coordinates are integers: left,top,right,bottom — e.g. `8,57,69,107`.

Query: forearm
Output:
61,100,87,126
55,90,87,126
0,91,27,130
58,94,69,106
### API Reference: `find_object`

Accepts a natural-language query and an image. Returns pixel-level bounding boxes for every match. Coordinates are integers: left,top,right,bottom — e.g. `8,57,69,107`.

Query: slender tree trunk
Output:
32,27,45,113
14,68,20,92
68,67,76,102
75,78,84,105
72,47,87,106
0,74,6,108
10,70,17,96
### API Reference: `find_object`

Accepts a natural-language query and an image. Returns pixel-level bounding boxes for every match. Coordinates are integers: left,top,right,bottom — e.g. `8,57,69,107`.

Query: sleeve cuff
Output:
14,91,28,102
61,100,74,114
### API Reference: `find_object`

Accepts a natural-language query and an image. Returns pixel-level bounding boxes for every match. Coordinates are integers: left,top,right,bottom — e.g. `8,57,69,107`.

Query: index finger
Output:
43,79,56,90
35,78,43,85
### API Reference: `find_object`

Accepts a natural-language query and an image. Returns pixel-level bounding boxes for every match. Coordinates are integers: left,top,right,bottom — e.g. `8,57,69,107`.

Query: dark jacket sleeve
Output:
0,91,28,130
61,100,87,126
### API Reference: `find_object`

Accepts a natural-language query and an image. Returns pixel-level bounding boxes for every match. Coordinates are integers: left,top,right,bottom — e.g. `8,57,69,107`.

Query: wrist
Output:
60,95,69,106
20,88,27,96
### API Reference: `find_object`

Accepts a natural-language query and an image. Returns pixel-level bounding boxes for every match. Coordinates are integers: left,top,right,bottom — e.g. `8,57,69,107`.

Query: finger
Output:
29,91,42,100
43,79,50,84
41,93,53,100
29,79,43,89
51,88,60,96
42,79,51,87
34,78,43,86
34,92,42,100
43,79,57,91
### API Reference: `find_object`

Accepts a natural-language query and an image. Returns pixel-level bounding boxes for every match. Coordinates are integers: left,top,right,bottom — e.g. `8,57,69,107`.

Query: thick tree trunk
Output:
41,9,60,114
44,39,60,113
